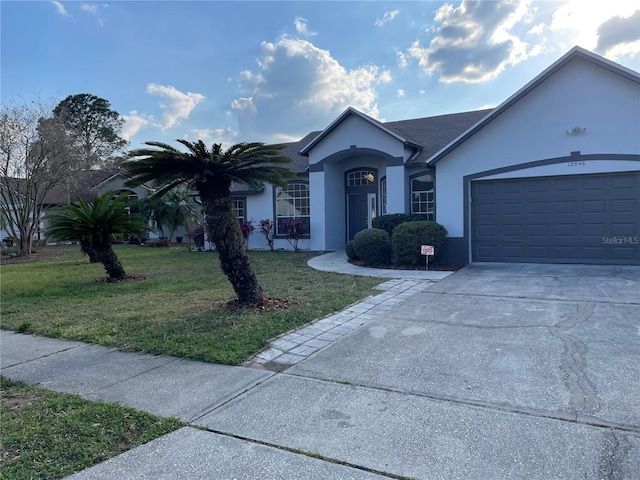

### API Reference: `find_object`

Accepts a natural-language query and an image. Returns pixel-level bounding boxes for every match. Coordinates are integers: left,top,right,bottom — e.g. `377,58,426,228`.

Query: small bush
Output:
392,221,448,266
352,228,391,266
372,213,425,236
345,240,359,260
282,218,305,251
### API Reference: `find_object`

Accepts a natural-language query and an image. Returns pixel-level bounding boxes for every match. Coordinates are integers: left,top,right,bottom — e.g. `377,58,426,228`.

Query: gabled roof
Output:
44,170,152,204
427,46,640,165
299,107,420,156
277,109,492,172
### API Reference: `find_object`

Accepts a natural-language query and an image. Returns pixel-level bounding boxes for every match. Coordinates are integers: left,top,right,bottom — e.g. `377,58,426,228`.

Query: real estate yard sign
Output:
421,245,434,270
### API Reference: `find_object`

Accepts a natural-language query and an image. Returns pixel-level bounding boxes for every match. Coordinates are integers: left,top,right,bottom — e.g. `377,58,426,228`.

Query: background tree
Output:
125,140,294,305
0,98,77,256
139,187,200,242
53,93,127,169
46,191,148,282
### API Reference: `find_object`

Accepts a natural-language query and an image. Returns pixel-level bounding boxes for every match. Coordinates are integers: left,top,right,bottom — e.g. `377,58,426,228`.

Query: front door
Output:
347,193,377,240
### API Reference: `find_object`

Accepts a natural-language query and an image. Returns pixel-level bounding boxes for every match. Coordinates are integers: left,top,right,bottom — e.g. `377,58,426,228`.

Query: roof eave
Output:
299,107,410,156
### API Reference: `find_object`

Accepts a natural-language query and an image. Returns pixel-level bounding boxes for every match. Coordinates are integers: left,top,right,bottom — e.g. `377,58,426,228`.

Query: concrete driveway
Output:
199,263,640,479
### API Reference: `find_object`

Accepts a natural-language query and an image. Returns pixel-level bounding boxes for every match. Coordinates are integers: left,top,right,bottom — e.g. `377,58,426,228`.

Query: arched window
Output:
347,170,375,186
275,182,310,236
411,174,434,220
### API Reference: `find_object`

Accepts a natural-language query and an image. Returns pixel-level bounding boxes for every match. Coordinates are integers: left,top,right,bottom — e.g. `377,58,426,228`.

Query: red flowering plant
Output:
259,219,275,251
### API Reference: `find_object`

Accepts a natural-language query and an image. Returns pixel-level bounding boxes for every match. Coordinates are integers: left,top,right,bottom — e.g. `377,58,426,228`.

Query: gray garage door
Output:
471,172,640,265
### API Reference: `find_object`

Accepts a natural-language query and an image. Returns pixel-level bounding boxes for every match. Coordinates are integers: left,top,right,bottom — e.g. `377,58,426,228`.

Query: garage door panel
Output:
611,199,635,212
471,172,640,265
611,223,636,235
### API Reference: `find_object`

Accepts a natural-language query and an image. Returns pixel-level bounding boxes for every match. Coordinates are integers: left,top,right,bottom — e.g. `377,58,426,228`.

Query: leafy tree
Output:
0,98,77,256
138,187,200,241
125,140,294,305
53,93,127,168
46,192,148,282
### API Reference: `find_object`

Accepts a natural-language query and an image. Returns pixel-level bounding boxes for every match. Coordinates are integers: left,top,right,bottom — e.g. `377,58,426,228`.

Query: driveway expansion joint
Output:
190,425,411,480
282,372,640,434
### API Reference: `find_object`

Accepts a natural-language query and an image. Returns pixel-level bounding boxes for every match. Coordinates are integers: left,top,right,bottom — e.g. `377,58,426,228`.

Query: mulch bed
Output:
348,259,464,271
1,249,75,265
221,297,300,312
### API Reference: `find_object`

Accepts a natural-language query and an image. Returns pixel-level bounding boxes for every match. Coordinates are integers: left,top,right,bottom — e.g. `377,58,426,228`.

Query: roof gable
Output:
299,107,416,156
427,46,640,165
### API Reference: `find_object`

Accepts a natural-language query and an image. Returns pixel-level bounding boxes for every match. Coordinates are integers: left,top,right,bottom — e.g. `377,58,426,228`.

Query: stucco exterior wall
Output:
307,114,407,166
435,58,640,239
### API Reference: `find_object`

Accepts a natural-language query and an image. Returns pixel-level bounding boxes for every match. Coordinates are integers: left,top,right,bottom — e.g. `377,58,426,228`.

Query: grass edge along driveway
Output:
0,246,382,364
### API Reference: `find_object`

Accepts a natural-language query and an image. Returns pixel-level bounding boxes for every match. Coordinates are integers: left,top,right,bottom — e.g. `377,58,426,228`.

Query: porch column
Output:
309,170,326,251
385,164,406,214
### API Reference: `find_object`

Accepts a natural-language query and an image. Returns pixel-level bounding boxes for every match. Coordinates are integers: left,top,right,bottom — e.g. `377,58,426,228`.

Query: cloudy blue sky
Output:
2,1,639,149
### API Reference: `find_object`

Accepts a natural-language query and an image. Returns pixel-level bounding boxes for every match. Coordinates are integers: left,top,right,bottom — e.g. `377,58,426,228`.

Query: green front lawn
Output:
0,246,381,364
0,376,182,480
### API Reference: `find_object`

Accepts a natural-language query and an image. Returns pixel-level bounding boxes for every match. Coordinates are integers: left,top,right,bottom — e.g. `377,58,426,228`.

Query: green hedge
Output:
391,221,447,266
345,240,359,260
353,228,392,266
372,213,425,236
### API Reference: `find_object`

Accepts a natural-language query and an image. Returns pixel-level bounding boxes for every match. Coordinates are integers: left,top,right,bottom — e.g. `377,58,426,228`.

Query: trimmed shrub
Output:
372,213,425,236
392,221,448,266
345,240,359,261
352,228,392,266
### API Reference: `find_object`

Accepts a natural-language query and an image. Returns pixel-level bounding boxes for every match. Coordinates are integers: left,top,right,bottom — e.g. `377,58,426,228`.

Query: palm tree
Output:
46,191,148,282
125,140,294,305
139,187,200,242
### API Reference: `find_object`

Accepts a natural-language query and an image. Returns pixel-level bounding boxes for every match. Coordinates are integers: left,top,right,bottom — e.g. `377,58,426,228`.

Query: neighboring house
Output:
38,170,154,242
240,46,640,266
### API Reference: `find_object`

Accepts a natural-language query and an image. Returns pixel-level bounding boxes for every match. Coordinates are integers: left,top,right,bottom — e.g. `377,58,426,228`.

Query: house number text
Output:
568,161,586,166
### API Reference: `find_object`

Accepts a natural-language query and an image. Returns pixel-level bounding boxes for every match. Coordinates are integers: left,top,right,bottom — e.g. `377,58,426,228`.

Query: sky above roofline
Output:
2,1,639,151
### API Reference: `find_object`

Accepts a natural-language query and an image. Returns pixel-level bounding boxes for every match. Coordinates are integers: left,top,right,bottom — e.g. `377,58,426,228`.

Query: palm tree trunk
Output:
80,240,100,263
97,246,127,282
201,193,264,305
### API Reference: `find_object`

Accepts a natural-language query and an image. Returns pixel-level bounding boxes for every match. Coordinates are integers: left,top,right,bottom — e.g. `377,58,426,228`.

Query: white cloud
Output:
80,3,98,14
396,51,409,68
51,1,69,16
375,10,399,27
550,1,637,51
146,84,205,130
294,17,317,37
397,89,405,97
406,0,533,83
121,110,151,141
191,127,239,149
230,36,391,140
419,89,426,95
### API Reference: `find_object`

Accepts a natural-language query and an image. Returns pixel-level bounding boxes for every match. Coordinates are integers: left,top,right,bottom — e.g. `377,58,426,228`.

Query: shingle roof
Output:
43,169,148,204
278,131,321,174
278,109,493,171
385,110,492,164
